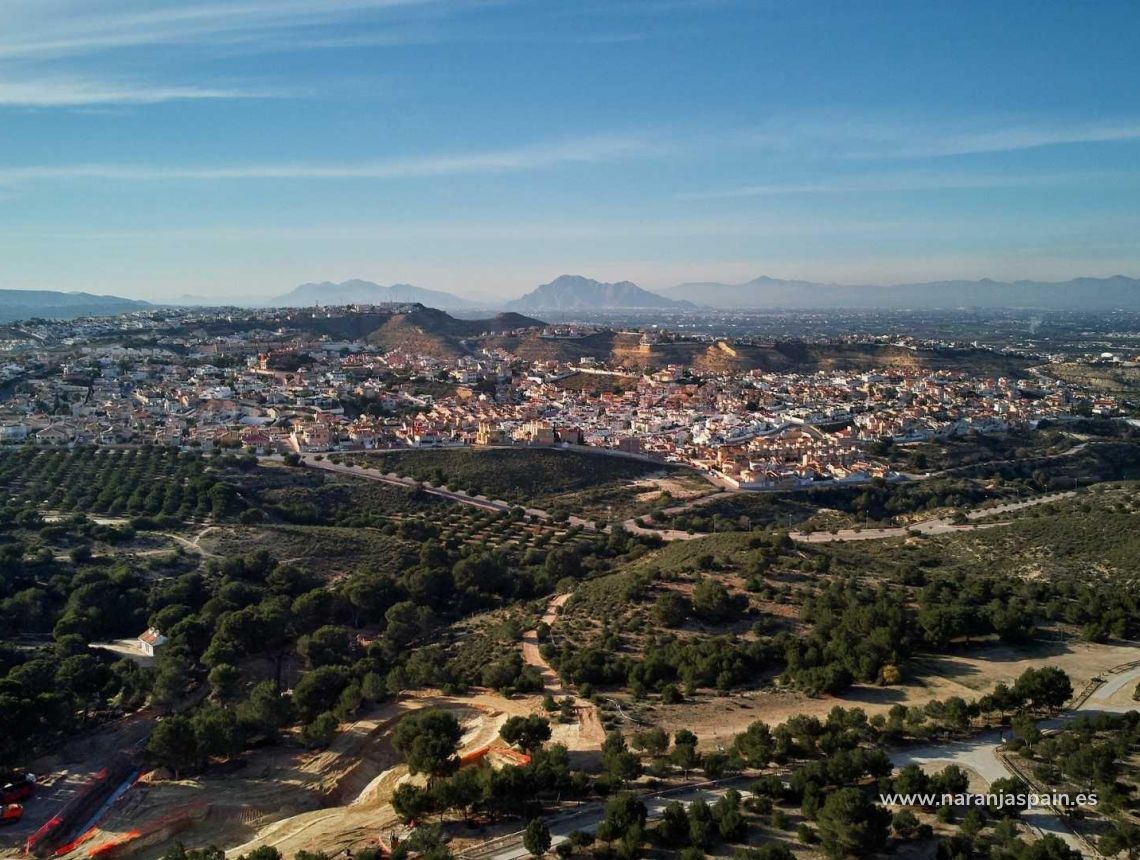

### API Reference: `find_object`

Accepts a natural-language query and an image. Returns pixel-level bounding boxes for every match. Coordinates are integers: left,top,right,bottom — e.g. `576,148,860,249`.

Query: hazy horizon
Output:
1,1,1138,300
6,269,1136,307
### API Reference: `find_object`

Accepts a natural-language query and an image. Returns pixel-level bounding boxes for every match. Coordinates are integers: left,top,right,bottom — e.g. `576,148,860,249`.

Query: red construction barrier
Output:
24,769,110,857
51,826,100,857
458,745,491,766
81,803,207,860
85,830,141,858
491,748,531,766
458,745,531,767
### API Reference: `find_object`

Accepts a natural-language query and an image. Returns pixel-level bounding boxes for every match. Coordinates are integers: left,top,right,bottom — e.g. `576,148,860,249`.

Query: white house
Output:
137,627,168,657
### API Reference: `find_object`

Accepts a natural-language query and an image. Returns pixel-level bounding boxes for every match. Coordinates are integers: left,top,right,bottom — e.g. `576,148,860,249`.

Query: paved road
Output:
280,454,1077,548
460,779,751,860
791,491,1076,544
890,659,1140,858
902,442,1091,482
620,490,740,541
624,488,1078,545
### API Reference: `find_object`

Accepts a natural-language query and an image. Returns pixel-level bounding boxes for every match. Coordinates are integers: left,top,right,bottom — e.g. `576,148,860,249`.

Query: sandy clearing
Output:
222,706,510,859
641,640,1140,750
629,474,716,504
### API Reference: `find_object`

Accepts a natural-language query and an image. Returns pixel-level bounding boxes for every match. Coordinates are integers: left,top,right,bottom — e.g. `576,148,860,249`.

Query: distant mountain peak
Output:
507,274,696,311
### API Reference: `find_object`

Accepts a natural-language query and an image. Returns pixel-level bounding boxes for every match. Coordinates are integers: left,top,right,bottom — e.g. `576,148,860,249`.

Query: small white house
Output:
137,627,168,657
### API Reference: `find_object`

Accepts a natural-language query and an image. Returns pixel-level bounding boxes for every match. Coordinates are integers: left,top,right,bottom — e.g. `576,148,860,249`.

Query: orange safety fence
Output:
24,768,111,857
457,745,531,767
52,772,142,857
491,748,531,766
51,827,102,857
85,830,143,859
82,802,209,860
458,745,491,766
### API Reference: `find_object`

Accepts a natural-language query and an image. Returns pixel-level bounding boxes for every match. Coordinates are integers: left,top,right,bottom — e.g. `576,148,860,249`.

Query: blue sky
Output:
0,0,1138,301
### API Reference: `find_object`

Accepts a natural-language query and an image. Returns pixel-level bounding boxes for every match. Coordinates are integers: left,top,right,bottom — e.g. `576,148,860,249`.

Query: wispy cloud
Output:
0,77,281,107
0,214,926,244
0,0,448,59
725,116,1140,160
863,120,1140,159
678,169,1138,200
0,134,654,183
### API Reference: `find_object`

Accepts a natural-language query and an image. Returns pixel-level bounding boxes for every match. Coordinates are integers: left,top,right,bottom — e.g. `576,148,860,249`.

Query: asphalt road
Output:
890,659,1140,858
459,779,752,860
790,491,1076,543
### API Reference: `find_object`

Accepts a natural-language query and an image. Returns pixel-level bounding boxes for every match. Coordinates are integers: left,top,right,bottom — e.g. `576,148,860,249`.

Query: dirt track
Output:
520,594,605,748
520,594,569,696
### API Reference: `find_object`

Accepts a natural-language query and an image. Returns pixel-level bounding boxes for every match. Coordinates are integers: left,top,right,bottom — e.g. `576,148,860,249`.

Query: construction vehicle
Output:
0,803,23,826
1,773,36,804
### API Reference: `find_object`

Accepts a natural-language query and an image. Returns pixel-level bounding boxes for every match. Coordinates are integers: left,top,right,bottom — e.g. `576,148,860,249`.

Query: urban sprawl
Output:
0,306,1127,490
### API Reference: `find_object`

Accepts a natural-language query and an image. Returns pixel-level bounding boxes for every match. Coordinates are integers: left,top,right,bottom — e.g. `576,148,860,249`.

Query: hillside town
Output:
0,306,1125,490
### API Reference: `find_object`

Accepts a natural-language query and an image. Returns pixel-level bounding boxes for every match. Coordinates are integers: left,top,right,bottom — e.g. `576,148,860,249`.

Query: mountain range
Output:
505,275,696,311
4,274,1140,322
0,290,151,323
658,274,1140,311
270,279,474,309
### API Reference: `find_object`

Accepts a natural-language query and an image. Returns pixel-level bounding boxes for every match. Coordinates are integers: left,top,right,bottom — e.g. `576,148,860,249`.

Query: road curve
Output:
890,658,1140,858
791,491,1076,544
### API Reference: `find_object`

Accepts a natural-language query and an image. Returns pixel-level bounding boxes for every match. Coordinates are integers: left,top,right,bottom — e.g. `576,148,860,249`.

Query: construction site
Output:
4,687,596,860
1,589,603,860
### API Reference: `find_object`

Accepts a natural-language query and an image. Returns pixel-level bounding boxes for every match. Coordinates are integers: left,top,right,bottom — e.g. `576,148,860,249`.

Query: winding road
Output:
791,491,1076,543
623,488,1078,544
459,779,752,860
890,658,1140,857
521,594,570,696
519,593,605,744
281,453,1080,548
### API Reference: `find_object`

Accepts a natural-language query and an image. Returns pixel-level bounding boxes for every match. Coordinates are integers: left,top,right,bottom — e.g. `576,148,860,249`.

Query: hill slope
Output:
0,289,150,322
483,331,1029,376
366,305,543,357
660,274,1140,310
507,275,695,311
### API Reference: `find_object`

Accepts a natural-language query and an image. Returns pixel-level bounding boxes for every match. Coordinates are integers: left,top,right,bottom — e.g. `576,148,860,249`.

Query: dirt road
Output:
62,693,532,860
519,593,605,747
622,489,1077,545
223,700,510,859
520,594,570,696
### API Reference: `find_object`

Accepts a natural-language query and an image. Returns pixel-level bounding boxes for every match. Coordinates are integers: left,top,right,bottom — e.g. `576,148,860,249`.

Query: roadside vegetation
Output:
2,438,1138,860
341,447,678,518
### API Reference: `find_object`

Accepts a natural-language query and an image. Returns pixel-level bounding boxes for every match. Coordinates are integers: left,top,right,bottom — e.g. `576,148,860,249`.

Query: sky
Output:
0,0,1138,302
